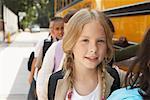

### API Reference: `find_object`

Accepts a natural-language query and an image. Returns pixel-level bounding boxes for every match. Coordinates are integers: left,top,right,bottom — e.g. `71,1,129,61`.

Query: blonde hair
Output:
62,8,113,99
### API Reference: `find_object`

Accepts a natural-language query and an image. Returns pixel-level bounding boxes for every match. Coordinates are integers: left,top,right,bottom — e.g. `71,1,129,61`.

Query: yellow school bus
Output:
53,0,150,43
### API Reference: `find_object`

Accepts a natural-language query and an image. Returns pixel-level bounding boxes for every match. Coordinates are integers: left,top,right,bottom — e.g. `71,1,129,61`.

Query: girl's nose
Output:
89,43,97,54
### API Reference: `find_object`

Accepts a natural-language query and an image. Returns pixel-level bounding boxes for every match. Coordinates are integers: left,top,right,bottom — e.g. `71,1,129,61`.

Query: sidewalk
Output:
0,31,49,100
0,32,31,100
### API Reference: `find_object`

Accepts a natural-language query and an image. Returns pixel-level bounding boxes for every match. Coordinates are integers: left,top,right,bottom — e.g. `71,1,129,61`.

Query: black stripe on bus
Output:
57,0,83,13
104,1,150,17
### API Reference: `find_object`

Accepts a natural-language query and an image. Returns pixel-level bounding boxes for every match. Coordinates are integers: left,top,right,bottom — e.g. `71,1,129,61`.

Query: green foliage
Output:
2,0,52,28
2,0,34,14
21,6,37,28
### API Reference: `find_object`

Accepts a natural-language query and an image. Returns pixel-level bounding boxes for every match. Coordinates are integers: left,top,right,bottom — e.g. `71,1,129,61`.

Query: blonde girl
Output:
48,8,125,100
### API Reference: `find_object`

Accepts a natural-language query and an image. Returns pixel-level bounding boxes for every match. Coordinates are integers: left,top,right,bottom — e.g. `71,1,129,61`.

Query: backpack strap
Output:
48,70,64,100
106,65,121,95
27,51,34,71
42,38,53,60
48,66,121,100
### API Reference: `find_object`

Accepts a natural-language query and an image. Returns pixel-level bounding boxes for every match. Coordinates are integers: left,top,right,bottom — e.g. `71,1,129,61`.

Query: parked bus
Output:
53,0,150,44
51,0,150,71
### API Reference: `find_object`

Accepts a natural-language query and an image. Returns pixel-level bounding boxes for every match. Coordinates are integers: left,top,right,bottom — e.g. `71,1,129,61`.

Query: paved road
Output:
0,31,49,100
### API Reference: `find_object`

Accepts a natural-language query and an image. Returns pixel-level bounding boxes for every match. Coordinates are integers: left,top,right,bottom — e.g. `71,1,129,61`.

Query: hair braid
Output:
63,53,75,90
97,61,107,99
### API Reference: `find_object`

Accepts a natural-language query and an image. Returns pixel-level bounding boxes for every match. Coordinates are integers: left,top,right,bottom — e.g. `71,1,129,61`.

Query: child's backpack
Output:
48,65,121,100
27,51,34,71
27,38,53,71
42,39,53,60
106,65,121,94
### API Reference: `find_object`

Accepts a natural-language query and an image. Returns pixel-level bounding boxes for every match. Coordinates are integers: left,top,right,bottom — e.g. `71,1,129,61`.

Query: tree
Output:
2,0,34,14
21,6,37,29
2,0,52,28
34,0,50,27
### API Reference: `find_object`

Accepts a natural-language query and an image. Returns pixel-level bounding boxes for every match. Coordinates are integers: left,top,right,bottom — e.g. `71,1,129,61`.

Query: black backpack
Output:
42,39,53,60
48,65,120,100
27,51,34,71
106,65,120,94
27,37,54,72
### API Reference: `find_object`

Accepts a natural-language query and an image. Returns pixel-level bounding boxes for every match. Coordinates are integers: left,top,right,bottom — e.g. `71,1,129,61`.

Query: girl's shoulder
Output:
107,87,143,100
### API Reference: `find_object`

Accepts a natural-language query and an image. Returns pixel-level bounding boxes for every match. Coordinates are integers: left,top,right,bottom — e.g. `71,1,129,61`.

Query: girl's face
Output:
73,20,107,70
